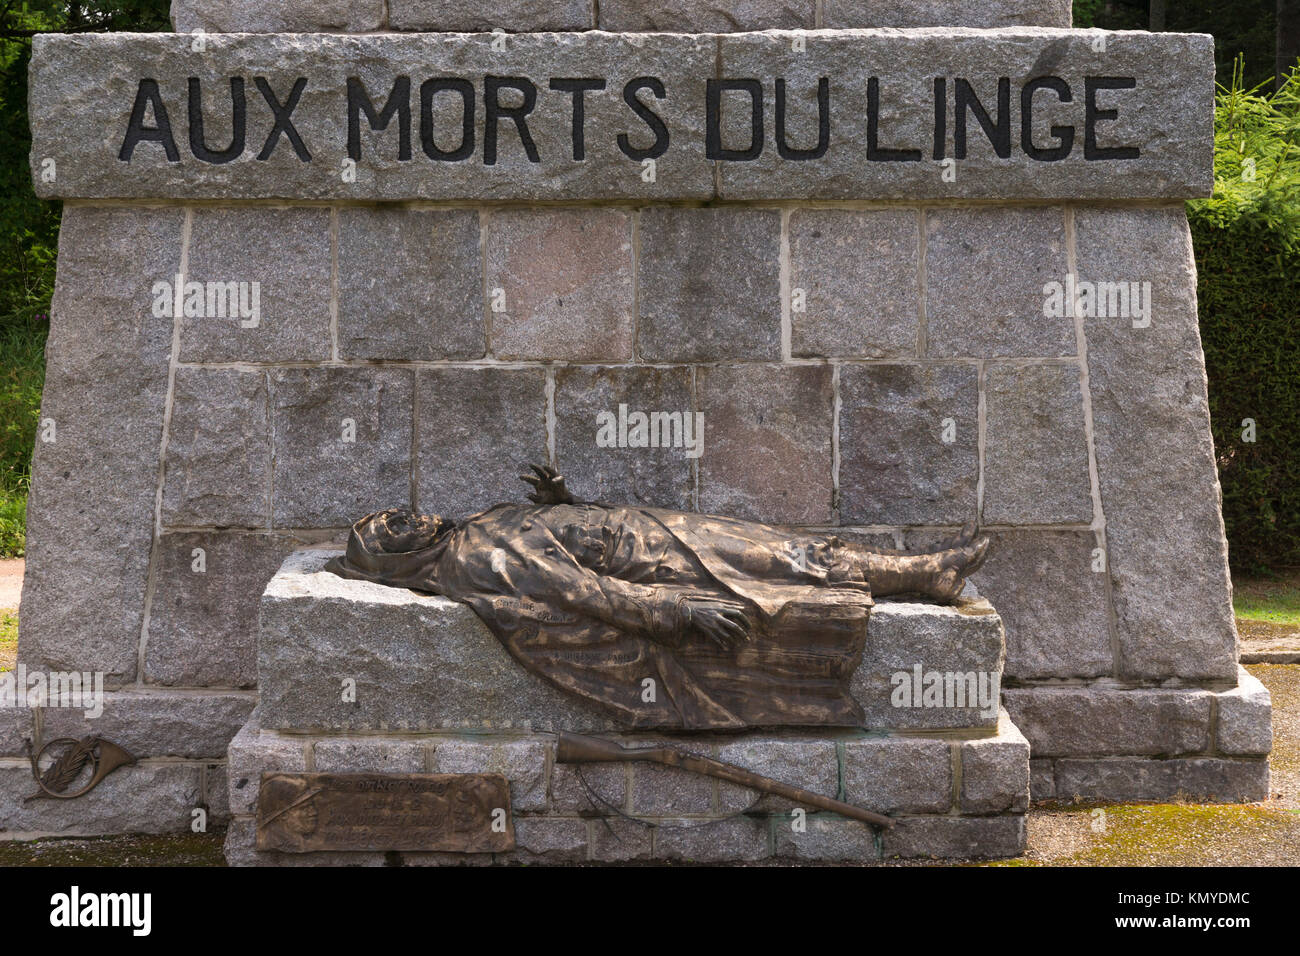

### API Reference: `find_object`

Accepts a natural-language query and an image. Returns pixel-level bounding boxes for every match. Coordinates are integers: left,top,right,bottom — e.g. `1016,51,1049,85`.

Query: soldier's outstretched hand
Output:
520,464,576,505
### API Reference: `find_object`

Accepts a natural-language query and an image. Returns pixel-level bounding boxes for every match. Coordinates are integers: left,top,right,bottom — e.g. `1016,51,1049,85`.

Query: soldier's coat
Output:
330,503,874,729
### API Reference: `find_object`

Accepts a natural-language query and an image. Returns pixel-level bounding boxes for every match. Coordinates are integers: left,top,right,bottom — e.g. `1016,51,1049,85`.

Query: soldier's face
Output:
365,509,448,552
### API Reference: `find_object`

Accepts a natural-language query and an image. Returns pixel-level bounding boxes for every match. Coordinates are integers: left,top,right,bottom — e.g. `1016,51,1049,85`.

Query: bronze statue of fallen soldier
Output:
328,465,990,730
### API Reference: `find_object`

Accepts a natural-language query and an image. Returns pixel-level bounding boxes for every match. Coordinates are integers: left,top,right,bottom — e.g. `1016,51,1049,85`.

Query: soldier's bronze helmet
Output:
325,508,456,595
358,508,451,554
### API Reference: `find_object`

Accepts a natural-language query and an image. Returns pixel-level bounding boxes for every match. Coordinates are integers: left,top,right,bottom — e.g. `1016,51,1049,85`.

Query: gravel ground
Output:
0,559,21,671
1240,620,1300,663
1252,663,1299,810
0,559,21,611
1015,803,1300,867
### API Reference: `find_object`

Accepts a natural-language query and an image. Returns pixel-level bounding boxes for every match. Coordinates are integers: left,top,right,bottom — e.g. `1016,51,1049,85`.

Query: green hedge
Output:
1194,218,1300,573
1190,60,1300,573
0,316,45,556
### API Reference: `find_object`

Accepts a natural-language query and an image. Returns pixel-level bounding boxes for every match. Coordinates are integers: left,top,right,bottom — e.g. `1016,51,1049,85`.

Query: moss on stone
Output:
0,830,226,867
984,801,1300,867
1063,803,1300,866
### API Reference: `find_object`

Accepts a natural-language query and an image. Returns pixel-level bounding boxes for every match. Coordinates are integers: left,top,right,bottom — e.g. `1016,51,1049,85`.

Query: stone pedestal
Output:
224,549,1029,864
224,712,1030,865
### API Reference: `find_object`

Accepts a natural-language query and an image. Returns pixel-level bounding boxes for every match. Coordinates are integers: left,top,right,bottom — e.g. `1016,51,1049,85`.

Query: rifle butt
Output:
555,732,660,764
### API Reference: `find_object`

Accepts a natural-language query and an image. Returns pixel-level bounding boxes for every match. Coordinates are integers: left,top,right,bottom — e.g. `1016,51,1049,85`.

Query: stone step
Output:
257,549,1005,733
222,709,1030,865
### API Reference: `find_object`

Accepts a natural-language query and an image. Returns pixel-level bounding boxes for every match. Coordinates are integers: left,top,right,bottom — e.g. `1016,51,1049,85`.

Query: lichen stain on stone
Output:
1056,803,1298,867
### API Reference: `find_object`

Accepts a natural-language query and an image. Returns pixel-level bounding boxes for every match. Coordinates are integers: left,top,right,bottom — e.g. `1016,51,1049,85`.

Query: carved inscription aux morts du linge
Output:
120,72,1141,167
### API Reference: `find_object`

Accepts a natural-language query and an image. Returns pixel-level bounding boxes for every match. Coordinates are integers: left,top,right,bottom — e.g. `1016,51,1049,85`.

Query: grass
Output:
0,609,14,672
0,493,24,557
1233,570,1300,627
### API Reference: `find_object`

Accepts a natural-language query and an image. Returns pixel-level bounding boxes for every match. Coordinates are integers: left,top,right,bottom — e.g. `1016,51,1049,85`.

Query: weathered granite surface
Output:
600,0,814,32
637,207,782,361
1052,757,1270,803
839,363,979,525
716,738,839,813
391,0,591,32
0,710,33,758
1217,669,1273,755
853,600,1004,729
39,690,255,759
161,368,271,528
180,206,331,363
823,0,1072,29
0,761,204,836
696,364,834,523
171,0,386,33
842,737,952,813
1003,685,1213,757
962,715,1032,813
924,207,1072,358
553,365,696,511
269,367,413,528
964,529,1112,680
258,550,1006,732
982,364,1092,524
18,206,181,683
172,0,1074,33
257,550,607,732
144,532,310,688
30,30,1213,201
485,207,635,361
880,814,1026,860
788,208,920,358
1075,207,1238,680
414,367,548,520
337,207,484,360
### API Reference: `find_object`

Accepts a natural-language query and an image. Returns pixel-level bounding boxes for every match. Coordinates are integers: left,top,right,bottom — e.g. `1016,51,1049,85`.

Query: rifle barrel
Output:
555,732,893,829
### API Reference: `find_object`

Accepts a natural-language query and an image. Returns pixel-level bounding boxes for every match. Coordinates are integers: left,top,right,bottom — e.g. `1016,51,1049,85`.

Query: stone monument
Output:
2,0,1271,862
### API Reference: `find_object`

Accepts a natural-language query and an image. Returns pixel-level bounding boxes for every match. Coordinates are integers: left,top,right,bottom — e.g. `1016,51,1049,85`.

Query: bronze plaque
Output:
256,772,515,853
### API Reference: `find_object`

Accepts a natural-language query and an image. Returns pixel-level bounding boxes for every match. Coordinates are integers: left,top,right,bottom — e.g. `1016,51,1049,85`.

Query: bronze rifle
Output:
555,731,893,829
